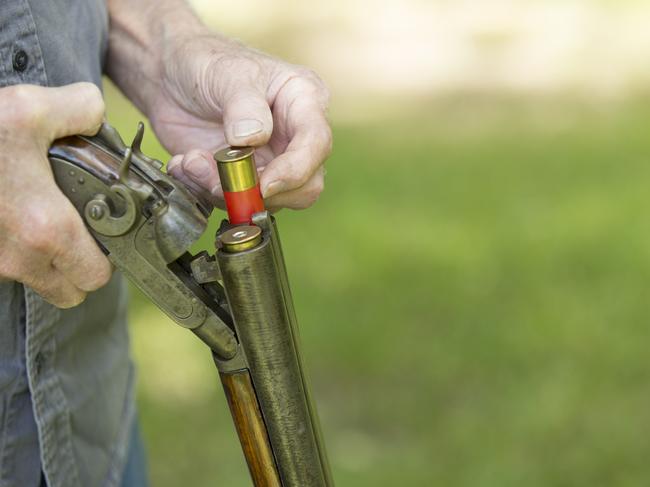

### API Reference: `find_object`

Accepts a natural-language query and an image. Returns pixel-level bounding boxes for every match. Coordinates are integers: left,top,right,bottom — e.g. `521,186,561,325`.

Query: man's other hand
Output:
0,83,112,308
149,37,332,212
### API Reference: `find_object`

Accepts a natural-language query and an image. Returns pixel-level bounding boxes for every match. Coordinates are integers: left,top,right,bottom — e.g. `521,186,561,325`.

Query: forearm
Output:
105,0,210,115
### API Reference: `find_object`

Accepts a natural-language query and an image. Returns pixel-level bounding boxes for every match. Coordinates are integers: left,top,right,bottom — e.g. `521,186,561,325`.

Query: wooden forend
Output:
220,370,282,487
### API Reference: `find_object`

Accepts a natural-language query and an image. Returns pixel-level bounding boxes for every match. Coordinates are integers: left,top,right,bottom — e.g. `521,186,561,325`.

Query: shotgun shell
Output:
218,225,262,253
214,146,265,224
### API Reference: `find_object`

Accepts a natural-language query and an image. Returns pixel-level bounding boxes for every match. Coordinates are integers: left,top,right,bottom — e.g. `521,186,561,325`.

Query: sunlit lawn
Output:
105,82,650,486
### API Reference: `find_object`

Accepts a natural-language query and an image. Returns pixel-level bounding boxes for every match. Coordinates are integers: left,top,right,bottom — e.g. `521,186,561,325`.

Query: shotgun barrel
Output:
216,216,333,486
214,145,332,486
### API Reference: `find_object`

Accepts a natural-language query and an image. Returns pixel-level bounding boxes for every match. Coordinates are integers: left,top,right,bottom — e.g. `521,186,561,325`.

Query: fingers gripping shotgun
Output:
48,122,334,487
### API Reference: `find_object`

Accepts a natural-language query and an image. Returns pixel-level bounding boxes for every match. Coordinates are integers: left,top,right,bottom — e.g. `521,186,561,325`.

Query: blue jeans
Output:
40,417,149,487
121,418,149,487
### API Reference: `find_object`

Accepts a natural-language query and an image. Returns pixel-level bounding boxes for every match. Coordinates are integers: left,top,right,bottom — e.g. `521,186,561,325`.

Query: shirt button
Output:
13,50,29,72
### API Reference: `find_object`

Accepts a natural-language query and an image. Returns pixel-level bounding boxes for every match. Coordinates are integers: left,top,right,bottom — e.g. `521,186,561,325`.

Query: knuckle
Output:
296,66,320,82
304,183,324,208
6,85,35,105
320,82,331,105
286,177,324,211
78,83,105,120
21,203,80,255
295,75,320,95
304,172,325,207
83,260,112,292
59,206,84,236
317,125,333,157
21,210,58,254
31,275,86,308
208,54,264,100
296,67,329,101
58,290,86,309
210,53,241,71
96,266,112,288
293,196,317,210
282,169,307,189
22,232,53,254
2,85,45,128
313,174,325,196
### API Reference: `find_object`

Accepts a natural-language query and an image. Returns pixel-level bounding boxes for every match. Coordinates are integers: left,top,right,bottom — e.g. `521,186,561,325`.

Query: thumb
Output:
40,82,105,140
222,85,273,147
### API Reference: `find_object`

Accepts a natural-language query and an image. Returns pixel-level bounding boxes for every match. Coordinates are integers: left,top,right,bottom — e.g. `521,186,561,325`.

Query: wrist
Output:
105,0,209,116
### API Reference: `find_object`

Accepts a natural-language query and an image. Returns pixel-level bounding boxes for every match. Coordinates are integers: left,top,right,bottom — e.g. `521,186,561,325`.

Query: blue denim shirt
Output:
0,2,135,486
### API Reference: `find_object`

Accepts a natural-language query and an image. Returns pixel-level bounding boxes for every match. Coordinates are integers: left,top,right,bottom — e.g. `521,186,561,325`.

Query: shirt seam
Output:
0,385,18,485
103,367,136,487
22,0,49,86
25,289,82,487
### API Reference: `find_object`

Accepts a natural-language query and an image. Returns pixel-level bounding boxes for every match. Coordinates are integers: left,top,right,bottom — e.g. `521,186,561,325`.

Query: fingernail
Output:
185,157,212,179
263,180,285,198
233,119,263,138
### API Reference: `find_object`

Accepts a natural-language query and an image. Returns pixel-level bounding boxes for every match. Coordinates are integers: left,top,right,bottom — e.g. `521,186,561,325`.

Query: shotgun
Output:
48,122,334,487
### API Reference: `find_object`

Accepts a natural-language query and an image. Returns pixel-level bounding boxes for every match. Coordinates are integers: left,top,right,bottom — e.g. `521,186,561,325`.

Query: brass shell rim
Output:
218,225,263,253
214,146,255,163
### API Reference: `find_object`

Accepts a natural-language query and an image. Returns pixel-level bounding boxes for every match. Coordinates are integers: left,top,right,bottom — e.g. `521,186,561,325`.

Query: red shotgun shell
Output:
213,147,265,224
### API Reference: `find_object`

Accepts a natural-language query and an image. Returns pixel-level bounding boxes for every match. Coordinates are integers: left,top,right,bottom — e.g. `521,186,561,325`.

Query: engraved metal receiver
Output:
49,122,334,487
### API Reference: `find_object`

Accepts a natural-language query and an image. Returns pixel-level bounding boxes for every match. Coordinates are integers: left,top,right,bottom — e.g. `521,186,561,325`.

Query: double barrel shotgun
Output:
48,122,334,487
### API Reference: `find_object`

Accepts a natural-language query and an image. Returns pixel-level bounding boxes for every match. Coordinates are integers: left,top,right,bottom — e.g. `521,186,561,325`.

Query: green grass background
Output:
105,82,650,486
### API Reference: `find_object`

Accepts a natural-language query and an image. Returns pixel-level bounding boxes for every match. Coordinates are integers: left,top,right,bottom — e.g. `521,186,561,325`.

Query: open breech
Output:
49,122,334,487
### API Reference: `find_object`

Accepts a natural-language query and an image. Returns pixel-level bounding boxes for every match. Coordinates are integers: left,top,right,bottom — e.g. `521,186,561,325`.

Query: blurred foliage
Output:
105,80,650,486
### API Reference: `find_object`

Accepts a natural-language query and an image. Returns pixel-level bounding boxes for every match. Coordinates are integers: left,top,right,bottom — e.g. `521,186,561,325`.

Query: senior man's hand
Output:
106,1,331,212
0,83,112,308
155,38,331,211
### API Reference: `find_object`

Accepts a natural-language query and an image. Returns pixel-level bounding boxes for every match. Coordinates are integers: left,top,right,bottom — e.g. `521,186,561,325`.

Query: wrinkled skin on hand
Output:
0,83,112,308
150,36,332,212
